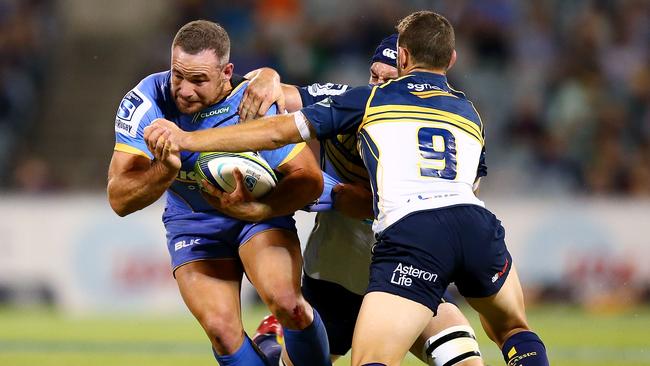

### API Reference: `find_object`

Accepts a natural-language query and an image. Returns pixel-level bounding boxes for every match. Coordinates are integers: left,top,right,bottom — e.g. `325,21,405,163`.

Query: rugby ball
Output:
194,152,277,198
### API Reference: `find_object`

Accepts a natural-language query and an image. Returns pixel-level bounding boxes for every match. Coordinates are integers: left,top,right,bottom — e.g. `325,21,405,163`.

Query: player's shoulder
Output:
303,82,350,98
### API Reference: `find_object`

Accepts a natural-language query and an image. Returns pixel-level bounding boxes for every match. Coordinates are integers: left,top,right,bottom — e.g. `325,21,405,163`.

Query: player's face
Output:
171,46,233,114
369,62,398,85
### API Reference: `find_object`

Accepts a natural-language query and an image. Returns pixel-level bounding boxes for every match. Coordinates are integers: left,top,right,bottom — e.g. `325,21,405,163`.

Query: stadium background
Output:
0,0,649,365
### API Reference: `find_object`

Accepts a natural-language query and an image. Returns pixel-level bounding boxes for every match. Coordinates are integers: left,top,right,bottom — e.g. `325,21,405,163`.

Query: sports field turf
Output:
1,304,649,366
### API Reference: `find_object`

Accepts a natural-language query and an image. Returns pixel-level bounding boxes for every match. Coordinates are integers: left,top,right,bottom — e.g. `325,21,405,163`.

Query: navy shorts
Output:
301,274,458,355
367,205,512,313
164,208,296,274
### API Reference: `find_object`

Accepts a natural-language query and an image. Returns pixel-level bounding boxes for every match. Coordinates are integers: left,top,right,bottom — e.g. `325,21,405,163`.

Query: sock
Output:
213,336,269,366
501,331,549,366
255,334,282,365
283,308,331,366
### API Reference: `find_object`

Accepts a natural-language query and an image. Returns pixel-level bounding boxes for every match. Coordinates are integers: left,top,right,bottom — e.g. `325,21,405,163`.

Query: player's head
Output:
369,33,398,85
170,20,234,114
395,11,456,77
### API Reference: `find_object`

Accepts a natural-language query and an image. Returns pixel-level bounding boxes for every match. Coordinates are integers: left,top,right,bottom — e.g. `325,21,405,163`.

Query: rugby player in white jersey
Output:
239,34,483,366
144,11,550,366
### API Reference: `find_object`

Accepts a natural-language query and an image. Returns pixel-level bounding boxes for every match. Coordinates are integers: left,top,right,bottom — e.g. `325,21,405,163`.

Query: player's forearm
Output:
257,168,323,220
108,162,176,216
180,114,304,152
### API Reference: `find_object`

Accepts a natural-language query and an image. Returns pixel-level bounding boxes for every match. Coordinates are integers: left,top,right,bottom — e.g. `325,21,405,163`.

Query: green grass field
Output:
1,304,649,366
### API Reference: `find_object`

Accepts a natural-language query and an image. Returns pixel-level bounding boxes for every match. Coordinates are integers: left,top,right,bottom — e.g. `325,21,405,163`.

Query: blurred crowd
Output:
0,0,59,191
172,0,650,197
1,0,648,196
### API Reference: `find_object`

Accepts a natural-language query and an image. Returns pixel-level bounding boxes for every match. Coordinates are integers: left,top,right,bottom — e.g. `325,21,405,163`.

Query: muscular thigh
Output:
239,228,303,300
175,259,244,326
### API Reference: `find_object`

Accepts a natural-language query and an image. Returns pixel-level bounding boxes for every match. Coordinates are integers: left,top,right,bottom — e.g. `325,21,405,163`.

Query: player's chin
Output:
175,99,202,114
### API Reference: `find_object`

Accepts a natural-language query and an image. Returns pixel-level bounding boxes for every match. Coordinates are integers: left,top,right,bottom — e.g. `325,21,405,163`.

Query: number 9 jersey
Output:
300,72,487,234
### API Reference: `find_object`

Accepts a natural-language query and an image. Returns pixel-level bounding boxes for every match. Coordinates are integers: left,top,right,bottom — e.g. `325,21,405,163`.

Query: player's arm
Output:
200,145,322,222
107,141,180,216
239,68,304,119
145,86,371,154
146,113,310,154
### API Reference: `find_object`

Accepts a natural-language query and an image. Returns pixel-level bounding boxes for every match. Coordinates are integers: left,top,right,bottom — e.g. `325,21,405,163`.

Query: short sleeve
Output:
297,83,350,107
300,85,373,139
114,86,163,159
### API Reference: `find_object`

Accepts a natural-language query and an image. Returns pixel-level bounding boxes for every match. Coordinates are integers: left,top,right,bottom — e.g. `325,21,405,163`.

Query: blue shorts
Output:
163,208,296,274
368,205,512,313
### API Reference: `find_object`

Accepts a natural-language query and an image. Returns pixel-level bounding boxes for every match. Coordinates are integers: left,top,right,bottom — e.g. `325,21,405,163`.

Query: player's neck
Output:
405,65,446,76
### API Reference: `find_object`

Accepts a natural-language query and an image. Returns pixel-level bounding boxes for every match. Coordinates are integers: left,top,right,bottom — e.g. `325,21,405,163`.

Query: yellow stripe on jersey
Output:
363,117,483,145
114,143,151,159
322,140,369,184
365,105,482,137
410,90,457,99
362,108,483,145
226,81,248,100
277,142,306,167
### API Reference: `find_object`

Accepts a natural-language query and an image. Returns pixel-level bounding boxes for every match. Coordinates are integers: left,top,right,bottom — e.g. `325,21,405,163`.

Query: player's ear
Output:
447,50,457,71
398,46,409,70
222,63,234,79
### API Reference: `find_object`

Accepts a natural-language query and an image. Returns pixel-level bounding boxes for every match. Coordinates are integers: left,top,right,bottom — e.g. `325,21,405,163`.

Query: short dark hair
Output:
396,11,455,70
172,20,230,63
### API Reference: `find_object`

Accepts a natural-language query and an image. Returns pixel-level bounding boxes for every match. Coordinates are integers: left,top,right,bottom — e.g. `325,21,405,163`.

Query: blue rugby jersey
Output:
114,71,303,213
300,72,487,233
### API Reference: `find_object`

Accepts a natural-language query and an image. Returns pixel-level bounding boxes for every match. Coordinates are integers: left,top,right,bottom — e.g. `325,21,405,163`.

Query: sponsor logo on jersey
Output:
406,82,444,92
382,48,397,60
196,106,231,121
177,170,199,182
174,238,201,251
115,88,152,138
117,91,143,121
391,263,437,287
307,83,349,97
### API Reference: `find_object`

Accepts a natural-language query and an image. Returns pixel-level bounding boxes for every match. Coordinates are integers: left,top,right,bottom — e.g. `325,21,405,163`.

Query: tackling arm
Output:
145,114,312,154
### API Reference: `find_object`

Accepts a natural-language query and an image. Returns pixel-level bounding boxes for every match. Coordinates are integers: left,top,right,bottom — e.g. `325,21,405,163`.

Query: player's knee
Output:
267,292,311,329
423,325,483,366
199,313,245,353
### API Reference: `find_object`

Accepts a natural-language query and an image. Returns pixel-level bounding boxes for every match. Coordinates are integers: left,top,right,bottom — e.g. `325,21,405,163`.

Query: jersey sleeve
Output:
302,170,340,212
297,83,350,107
300,85,373,139
114,85,163,159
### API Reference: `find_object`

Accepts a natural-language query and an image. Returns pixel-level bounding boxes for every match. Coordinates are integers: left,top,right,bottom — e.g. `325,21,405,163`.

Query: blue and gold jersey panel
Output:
321,134,369,185
114,72,170,159
301,85,373,139
360,73,484,146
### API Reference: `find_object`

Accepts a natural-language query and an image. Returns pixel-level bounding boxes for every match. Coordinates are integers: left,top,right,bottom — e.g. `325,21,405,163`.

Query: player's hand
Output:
200,169,272,221
145,125,181,171
239,68,285,121
144,118,188,152
333,183,374,220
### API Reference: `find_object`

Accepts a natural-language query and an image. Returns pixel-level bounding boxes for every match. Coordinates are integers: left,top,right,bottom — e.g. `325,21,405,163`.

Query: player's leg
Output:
411,302,483,366
465,265,549,366
351,291,433,366
302,273,364,362
456,206,549,366
175,260,268,365
240,228,330,366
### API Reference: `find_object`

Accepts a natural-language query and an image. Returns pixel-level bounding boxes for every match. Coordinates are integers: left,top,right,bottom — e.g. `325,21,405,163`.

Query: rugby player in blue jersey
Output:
145,12,551,366
239,34,484,366
107,20,332,366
